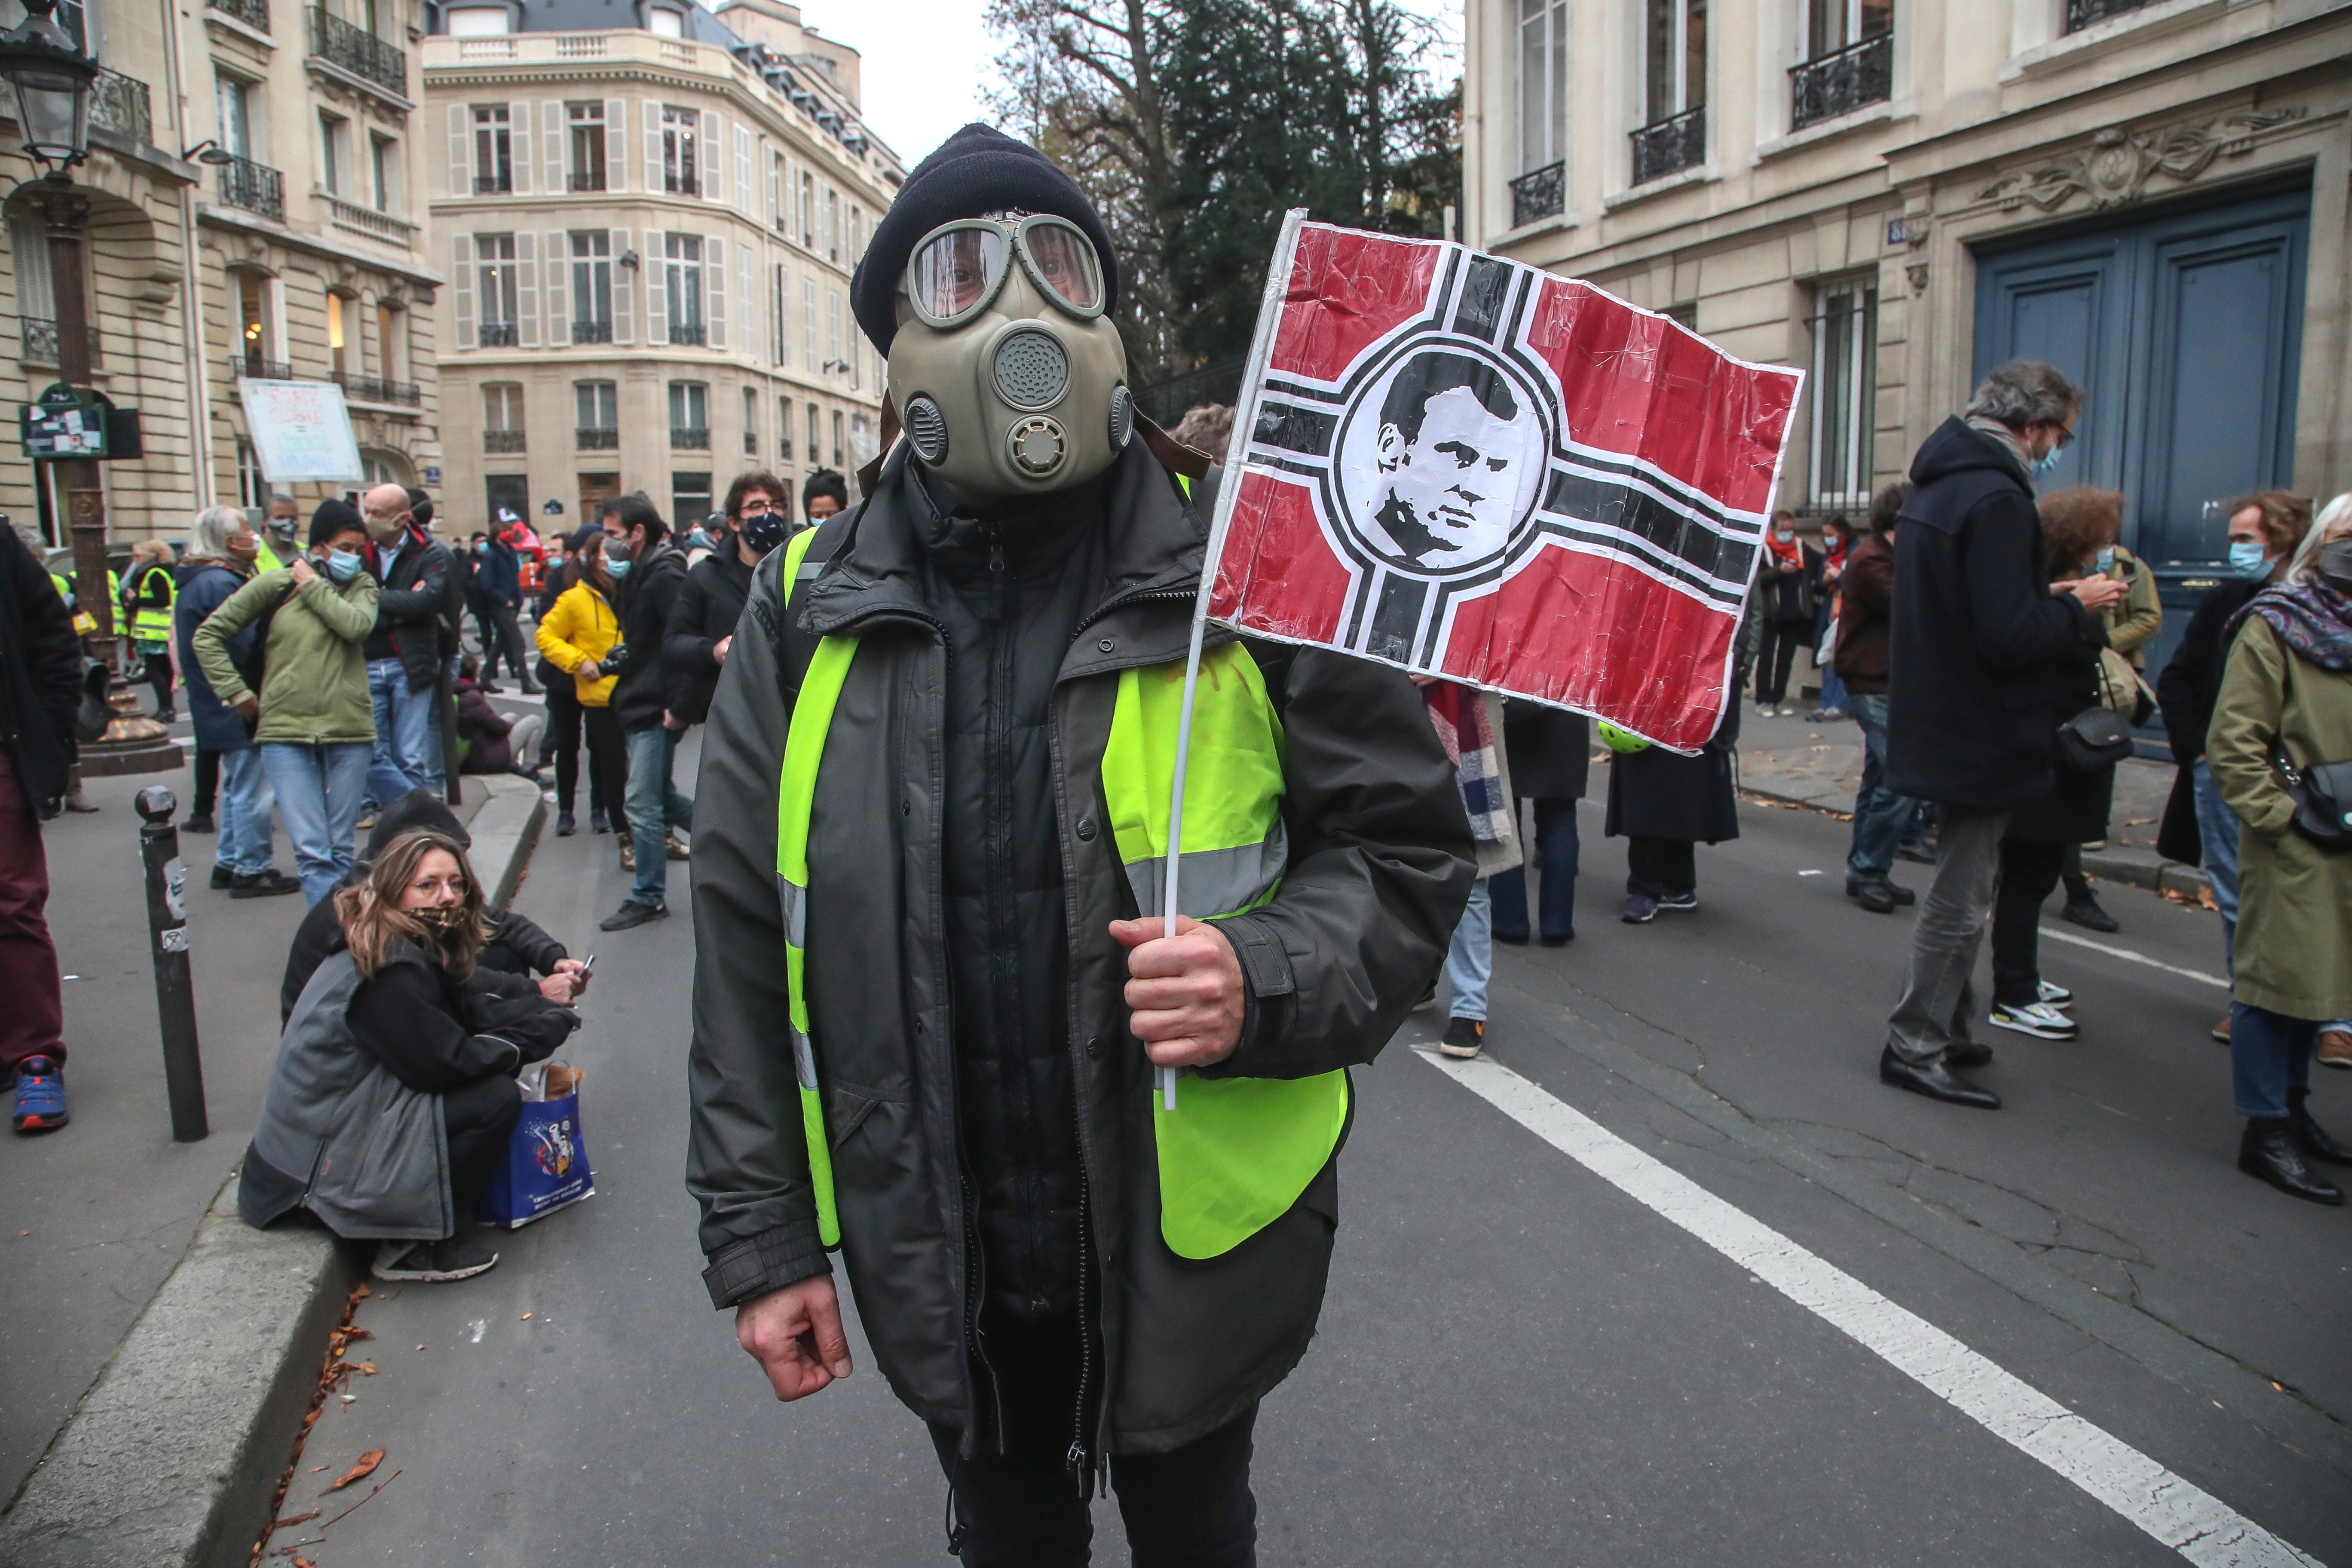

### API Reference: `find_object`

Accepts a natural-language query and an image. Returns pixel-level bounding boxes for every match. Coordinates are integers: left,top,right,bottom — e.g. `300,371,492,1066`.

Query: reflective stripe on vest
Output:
772,516,1344,1262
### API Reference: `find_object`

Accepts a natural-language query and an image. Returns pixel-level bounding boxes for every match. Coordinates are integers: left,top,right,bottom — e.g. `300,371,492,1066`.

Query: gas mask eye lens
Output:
909,225,1008,325
1018,220,1102,313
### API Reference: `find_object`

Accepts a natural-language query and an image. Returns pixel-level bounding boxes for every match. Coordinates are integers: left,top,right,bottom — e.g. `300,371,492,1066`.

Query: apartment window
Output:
648,6,684,37
806,401,820,471
1632,0,1706,184
771,263,788,365
672,470,712,528
570,231,612,340
217,77,254,159
665,233,705,345
1512,0,1567,225
779,401,793,461
670,381,709,448
445,5,508,34
831,409,844,470
238,271,274,373
2066,0,2159,31
327,292,351,377
742,387,760,455
568,102,606,191
10,213,53,336
576,380,619,448
369,134,396,212
826,290,842,373
484,383,526,453
377,300,405,382
237,439,265,508
476,233,519,345
848,205,862,262
824,186,839,263
1808,279,1877,511
1792,0,1893,130
318,112,347,197
473,105,512,193
662,104,698,196
799,169,814,248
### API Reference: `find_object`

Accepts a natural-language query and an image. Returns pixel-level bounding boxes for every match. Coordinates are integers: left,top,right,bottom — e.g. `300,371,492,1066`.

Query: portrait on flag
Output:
1207,219,1804,753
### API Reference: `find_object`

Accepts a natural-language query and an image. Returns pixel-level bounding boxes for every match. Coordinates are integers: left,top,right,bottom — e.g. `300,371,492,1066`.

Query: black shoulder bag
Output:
2274,747,2352,851
2055,658,2135,774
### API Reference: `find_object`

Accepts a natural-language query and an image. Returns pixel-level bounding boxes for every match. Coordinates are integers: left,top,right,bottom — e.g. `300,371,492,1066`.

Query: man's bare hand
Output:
287,556,317,588
1109,915,1246,1069
538,970,585,1005
2061,576,2127,614
713,634,732,665
233,693,260,722
735,1274,853,1402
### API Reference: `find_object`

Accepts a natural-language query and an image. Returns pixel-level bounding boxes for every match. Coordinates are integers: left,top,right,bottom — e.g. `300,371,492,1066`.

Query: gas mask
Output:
888,213,1131,500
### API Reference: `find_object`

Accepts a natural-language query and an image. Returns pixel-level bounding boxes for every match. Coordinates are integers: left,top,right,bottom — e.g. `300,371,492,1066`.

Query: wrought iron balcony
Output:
231,353,295,380
206,0,269,30
667,322,706,346
670,426,710,450
90,68,151,147
1510,160,1565,228
1630,106,1705,186
478,322,519,347
572,320,614,344
19,319,101,367
2066,0,2157,28
485,429,527,453
308,6,406,96
1790,31,1892,131
217,155,284,221
474,172,511,194
567,170,606,192
333,370,421,406
576,426,619,450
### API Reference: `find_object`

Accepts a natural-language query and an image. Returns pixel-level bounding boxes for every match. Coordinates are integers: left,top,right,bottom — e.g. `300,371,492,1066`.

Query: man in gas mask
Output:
685,125,1473,1564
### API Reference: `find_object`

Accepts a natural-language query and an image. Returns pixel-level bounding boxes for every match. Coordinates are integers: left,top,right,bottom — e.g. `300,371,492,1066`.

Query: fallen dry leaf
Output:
2126,817,2155,826
307,1465,327,1473
414,1344,426,1351
272,1510,319,1530
344,1326,373,1341
324,1450,385,1492
351,1361,377,1376
520,1312,533,1320
292,1557,315,1568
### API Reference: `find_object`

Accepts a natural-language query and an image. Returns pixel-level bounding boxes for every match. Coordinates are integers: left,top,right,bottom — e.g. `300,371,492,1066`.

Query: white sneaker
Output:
1991,1001,2079,1041
2037,980,2074,1008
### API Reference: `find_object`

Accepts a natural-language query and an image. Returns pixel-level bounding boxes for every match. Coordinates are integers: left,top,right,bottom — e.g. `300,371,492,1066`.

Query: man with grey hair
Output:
1876,359,2127,1109
175,506,297,896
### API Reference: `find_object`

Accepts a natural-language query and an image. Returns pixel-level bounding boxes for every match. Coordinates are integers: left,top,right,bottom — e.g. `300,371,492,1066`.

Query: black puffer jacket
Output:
662,546,755,726
364,526,454,691
686,440,1474,1460
611,539,689,732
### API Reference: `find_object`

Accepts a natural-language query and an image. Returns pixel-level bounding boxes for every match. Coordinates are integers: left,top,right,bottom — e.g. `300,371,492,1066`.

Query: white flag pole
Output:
1157,208,1309,1112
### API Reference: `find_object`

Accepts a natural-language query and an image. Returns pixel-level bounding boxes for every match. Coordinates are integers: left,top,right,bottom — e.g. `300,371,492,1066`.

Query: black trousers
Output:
191,744,220,818
582,704,629,827
1491,796,1579,940
481,604,533,686
928,1315,1259,1568
1991,839,2068,1008
443,1072,521,1231
1625,836,1696,898
545,681,610,816
1755,617,1811,705
144,648,175,715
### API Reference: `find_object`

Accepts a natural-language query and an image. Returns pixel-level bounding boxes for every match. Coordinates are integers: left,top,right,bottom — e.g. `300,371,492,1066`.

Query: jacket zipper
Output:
1068,585,1197,646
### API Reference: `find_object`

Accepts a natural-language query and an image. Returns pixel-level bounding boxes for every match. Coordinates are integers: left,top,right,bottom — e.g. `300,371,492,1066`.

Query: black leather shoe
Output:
1493,930,1531,946
1847,876,1896,914
2239,1120,2344,1204
1879,1046,2000,1109
182,813,215,834
2061,895,2120,934
209,864,236,891
2288,1094,2352,1167
230,868,301,899
1884,881,1916,906
1540,931,1575,946
1944,1039,1994,1070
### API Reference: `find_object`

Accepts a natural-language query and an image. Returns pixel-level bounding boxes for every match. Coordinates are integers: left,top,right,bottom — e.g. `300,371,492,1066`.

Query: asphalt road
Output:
261,751,2352,1567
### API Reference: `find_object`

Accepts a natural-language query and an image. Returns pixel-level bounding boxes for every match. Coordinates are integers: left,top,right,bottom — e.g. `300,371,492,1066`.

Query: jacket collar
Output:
799,441,1212,677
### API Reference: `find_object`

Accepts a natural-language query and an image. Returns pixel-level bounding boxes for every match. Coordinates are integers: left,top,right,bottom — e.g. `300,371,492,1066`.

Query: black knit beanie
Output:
309,499,364,548
850,123,1118,358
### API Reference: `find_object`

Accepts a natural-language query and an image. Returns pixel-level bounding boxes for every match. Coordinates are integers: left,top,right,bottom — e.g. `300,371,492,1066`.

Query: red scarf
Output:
1764,531,1804,569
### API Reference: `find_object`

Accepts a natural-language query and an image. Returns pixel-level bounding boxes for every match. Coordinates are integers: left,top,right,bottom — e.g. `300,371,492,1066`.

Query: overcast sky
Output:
793,0,1463,170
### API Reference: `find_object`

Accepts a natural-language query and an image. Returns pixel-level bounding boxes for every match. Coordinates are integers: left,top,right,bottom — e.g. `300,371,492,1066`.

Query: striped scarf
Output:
1424,681,1510,843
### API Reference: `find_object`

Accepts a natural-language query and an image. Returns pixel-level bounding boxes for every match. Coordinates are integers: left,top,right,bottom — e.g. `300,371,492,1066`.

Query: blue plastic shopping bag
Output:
481,1062,595,1228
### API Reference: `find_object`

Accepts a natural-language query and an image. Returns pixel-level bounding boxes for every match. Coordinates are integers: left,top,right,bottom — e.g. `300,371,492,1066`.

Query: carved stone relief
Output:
1978,108,2307,214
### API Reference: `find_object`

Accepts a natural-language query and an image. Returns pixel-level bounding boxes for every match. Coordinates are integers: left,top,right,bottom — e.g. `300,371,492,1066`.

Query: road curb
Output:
0,781,546,1567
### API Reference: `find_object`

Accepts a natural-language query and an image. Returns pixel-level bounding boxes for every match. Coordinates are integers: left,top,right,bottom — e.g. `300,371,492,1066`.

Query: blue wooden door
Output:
1971,180,2309,688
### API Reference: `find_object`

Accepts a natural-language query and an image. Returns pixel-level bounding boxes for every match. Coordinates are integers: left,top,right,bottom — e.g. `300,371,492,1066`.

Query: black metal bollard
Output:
135,785,207,1142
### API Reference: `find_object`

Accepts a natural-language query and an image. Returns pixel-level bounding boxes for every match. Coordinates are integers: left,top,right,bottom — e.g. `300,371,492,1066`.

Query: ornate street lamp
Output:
0,0,97,171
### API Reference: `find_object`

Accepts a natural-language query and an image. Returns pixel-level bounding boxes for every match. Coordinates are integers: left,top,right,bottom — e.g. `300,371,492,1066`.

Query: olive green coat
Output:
191,567,380,746
2205,617,2352,1020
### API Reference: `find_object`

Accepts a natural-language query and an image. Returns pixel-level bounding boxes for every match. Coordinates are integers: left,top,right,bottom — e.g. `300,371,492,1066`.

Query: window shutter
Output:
543,101,564,192
516,232,539,347
508,101,533,194
609,229,633,345
772,262,785,365
738,243,754,361
735,124,752,210
545,230,570,347
643,100,662,194
706,236,726,350
766,153,780,231
645,232,667,347
702,110,724,203
604,97,627,192
452,234,475,349
447,104,470,198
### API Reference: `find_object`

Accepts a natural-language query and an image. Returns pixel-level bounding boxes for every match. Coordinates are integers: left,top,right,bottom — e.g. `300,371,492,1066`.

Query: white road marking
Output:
490,690,547,707
1798,868,1823,876
2039,927,2230,990
1414,1045,2322,1568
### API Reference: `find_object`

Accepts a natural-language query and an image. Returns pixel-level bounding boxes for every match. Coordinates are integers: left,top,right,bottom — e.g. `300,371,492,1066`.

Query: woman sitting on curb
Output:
240,828,581,1280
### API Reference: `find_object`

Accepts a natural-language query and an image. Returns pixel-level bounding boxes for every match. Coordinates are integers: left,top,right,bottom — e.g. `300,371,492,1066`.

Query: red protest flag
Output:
1204,217,1804,752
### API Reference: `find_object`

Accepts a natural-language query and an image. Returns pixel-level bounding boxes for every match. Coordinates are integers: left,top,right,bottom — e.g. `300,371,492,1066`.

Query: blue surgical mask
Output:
2030,446,2064,476
323,548,363,583
605,558,631,580
2095,546,2116,573
2228,539,2272,579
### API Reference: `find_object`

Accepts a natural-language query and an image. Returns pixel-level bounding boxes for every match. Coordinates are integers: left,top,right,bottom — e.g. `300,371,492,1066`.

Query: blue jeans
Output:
1491,799,1578,940
2191,758,2240,975
1443,878,1492,1021
1845,692,1917,880
625,724,694,908
215,745,276,876
2230,1001,2316,1120
1818,662,1848,713
261,741,371,903
367,658,435,806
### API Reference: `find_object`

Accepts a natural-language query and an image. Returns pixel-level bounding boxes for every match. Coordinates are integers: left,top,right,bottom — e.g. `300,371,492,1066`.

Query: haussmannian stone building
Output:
1462,0,2351,673
419,0,900,535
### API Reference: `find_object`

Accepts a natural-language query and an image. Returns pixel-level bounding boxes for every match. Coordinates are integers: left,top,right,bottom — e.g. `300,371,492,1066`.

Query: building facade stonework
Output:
421,0,898,535
1464,0,2351,669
